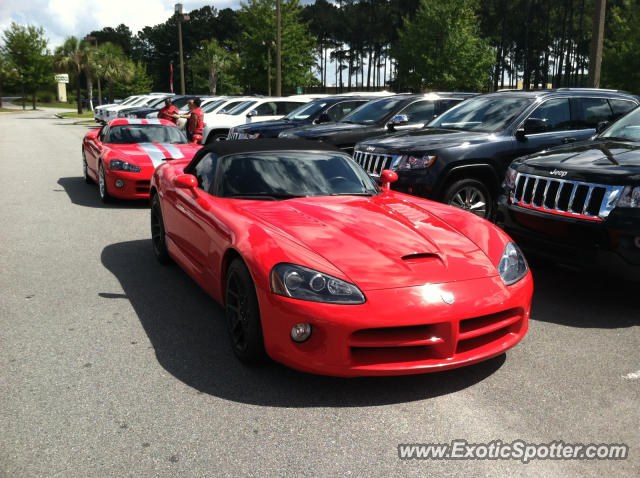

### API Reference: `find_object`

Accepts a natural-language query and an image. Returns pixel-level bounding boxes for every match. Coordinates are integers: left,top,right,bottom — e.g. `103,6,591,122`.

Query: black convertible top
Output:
196,138,342,158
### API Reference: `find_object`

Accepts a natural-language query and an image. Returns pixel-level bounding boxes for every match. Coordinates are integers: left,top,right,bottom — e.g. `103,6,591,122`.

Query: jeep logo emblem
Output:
550,169,568,177
366,146,376,152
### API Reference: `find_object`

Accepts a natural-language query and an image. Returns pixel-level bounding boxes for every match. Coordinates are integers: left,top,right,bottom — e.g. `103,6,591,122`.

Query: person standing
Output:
158,98,180,124
183,98,204,143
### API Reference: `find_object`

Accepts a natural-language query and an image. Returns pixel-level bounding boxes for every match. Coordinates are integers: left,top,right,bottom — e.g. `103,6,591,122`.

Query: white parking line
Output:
623,370,640,380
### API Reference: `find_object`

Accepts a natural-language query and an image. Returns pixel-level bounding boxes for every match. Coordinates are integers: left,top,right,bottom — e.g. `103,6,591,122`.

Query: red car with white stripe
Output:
82,118,202,202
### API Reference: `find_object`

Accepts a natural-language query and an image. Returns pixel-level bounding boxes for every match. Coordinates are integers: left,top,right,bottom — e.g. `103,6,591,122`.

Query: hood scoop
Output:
401,252,441,263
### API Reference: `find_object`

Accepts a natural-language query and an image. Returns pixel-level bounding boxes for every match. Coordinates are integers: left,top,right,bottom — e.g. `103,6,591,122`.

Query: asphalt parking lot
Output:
0,108,638,477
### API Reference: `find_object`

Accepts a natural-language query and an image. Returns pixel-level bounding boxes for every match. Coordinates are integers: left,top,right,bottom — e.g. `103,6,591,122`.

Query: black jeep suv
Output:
355,89,639,218
496,104,640,278
228,95,381,139
278,93,475,154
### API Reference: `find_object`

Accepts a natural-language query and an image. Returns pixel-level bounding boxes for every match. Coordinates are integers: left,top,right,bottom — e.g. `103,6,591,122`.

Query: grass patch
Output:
58,111,95,119
12,98,75,109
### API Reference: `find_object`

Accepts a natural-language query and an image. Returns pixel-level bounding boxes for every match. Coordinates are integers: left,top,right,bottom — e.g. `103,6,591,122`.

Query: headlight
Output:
245,132,260,139
497,242,528,285
270,263,365,304
617,186,640,208
395,154,436,170
278,132,290,138
504,167,518,189
109,160,141,172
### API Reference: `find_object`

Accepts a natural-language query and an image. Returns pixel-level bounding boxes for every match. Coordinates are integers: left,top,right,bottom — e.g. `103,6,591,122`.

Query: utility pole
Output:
276,0,282,96
175,4,190,95
262,41,275,95
588,0,606,88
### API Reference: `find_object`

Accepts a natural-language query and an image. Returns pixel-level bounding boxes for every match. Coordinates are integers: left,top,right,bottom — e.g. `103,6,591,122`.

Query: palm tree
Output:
54,36,89,114
92,42,134,103
191,39,237,94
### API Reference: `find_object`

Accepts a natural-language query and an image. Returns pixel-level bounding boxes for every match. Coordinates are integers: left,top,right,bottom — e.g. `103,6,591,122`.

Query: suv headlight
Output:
497,242,528,285
245,132,260,139
270,263,365,304
109,160,141,172
617,186,640,208
395,154,436,170
504,167,518,189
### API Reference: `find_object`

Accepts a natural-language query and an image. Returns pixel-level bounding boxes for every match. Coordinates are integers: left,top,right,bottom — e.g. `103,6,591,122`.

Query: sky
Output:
0,1,246,49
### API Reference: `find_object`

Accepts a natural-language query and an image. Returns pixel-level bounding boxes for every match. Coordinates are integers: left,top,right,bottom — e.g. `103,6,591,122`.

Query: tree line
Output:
1,0,639,112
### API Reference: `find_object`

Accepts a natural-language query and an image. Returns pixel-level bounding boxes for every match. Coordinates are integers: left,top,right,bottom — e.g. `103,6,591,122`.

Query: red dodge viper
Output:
150,139,533,377
82,118,201,202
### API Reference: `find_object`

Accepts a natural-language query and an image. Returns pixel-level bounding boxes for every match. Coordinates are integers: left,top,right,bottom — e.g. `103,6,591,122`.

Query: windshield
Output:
128,97,152,107
599,106,640,141
218,152,378,199
225,101,258,115
340,97,407,125
105,125,188,144
148,97,169,108
429,96,534,132
120,96,138,105
202,99,227,113
285,100,328,120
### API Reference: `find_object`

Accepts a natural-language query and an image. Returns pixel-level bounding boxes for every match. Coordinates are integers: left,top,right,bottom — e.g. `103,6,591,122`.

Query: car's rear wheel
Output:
225,259,266,364
98,162,112,203
82,149,92,184
151,194,171,265
443,179,493,219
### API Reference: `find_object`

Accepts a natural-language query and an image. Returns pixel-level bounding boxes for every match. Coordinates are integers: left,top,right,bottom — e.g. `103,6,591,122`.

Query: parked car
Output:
278,93,475,154
202,97,312,144
82,118,201,203
354,88,639,218
227,95,385,140
118,95,171,118
94,95,143,123
97,95,161,123
496,103,640,278
149,139,533,376
144,95,220,121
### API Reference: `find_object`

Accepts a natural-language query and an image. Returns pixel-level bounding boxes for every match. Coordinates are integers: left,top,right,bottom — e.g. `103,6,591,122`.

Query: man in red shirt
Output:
183,98,204,143
157,98,180,124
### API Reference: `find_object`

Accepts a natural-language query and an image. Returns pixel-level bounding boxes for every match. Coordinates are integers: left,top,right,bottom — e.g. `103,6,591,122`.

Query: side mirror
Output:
218,109,227,114
174,174,198,189
596,121,610,134
246,109,258,117
380,169,398,191
316,112,331,124
388,114,409,130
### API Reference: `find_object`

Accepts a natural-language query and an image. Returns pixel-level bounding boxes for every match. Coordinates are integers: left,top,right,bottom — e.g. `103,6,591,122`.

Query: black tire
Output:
206,132,228,144
225,259,266,364
98,162,112,203
443,179,493,219
150,194,171,265
82,149,92,184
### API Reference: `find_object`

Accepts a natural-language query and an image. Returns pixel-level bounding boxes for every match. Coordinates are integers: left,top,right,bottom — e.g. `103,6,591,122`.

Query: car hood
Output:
241,194,498,290
358,128,497,153
107,142,200,167
513,139,640,183
284,122,374,138
235,118,304,134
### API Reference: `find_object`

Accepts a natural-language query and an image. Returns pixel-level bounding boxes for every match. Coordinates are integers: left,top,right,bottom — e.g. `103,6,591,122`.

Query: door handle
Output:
562,137,577,144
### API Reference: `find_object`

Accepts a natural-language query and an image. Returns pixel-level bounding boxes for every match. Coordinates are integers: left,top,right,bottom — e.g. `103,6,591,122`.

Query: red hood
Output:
107,142,200,166
241,195,498,290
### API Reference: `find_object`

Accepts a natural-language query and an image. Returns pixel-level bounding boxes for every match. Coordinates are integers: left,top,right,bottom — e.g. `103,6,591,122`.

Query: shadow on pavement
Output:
101,239,506,407
58,177,148,209
529,261,638,328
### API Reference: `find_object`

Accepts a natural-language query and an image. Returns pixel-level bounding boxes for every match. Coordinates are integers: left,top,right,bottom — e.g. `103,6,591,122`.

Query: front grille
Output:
353,149,401,177
227,131,240,140
510,173,624,221
348,308,524,366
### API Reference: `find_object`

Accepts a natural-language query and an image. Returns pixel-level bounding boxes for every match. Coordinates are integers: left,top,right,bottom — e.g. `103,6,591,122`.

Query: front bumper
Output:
255,274,533,377
104,168,153,199
496,198,640,279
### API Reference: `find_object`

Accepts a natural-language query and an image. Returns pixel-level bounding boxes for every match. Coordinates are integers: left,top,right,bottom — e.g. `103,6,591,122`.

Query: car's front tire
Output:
98,162,112,203
206,132,228,144
150,194,171,265
443,179,493,219
224,258,266,364
82,149,92,184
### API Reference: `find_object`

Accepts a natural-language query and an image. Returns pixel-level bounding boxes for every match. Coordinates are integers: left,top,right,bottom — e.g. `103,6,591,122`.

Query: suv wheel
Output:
443,179,493,219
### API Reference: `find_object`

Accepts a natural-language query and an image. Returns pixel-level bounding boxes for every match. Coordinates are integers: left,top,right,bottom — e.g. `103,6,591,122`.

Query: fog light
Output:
635,236,640,248
290,323,312,342
115,179,125,188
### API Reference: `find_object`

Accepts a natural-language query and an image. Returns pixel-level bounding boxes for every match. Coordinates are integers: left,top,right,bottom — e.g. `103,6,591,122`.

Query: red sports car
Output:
150,139,533,377
82,118,201,202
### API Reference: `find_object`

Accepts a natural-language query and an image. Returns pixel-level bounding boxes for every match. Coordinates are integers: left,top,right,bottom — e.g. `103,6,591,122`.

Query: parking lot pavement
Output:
0,109,638,477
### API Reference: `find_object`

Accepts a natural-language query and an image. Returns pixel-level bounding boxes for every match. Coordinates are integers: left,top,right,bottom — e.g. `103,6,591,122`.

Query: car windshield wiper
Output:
329,191,378,196
600,135,633,142
227,193,305,200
